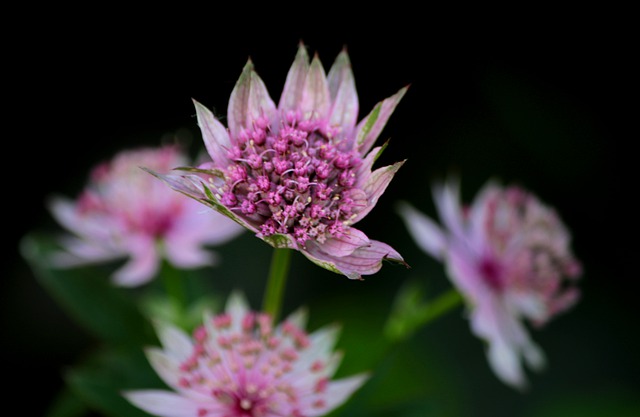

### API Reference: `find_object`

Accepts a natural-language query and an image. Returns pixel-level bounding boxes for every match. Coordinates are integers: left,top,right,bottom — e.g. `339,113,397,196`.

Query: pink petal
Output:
112,237,159,286
315,228,370,258
300,54,330,121
351,160,405,224
227,59,276,138
164,240,217,269
302,374,369,417
396,201,447,260
432,178,466,241
303,237,405,280
279,42,310,113
123,390,202,417
354,86,408,155
327,47,359,131
193,99,232,167
143,168,259,235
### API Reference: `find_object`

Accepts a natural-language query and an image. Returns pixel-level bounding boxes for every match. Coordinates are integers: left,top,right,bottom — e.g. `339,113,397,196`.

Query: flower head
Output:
48,144,245,286
147,43,408,280
397,178,582,388
124,291,368,417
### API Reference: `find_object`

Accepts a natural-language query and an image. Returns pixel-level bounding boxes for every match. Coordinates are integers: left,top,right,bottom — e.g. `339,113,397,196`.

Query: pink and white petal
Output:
48,197,116,240
153,322,194,360
301,54,331,121
227,59,276,138
303,238,405,280
302,374,369,417
173,202,245,246
327,48,358,131
432,178,467,241
281,306,309,331
316,228,371,258
144,348,188,391
279,42,310,113
351,161,405,224
50,236,123,267
446,241,492,303
123,390,203,417
396,201,447,260
145,169,259,235
225,290,251,333
164,240,218,269
112,238,159,287
354,86,408,155
294,324,341,371
193,99,232,167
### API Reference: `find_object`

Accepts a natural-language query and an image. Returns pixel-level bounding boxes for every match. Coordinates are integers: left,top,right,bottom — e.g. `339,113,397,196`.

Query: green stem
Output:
162,261,187,316
262,248,292,321
416,287,464,327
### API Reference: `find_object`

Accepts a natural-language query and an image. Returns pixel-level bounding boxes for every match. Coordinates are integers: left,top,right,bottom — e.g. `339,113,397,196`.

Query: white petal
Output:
396,201,447,260
154,322,194,359
123,390,202,417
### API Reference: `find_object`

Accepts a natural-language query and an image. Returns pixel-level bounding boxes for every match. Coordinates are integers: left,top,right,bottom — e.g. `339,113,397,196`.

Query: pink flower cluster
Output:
125,291,368,417
149,43,408,280
397,178,582,388
48,145,244,286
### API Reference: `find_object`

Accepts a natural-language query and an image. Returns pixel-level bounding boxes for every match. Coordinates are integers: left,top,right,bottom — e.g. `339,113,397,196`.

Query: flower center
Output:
220,111,363,247
479,256,504,291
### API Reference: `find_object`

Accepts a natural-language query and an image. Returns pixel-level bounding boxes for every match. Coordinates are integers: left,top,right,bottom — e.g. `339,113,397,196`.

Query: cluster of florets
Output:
217,110,363,248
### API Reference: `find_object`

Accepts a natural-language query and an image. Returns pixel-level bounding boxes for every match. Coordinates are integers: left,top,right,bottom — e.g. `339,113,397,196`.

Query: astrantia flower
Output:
124,291,368,417
147,43,408,280
48,145,245,287
397,178,582,388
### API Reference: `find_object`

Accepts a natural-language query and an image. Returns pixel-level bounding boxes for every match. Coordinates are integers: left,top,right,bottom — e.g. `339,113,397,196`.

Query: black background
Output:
5,10,638,417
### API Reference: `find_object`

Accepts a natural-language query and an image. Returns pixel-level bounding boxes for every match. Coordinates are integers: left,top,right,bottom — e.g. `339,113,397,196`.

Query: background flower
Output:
48,144,245,286
397,178,582,388
125,291,368,417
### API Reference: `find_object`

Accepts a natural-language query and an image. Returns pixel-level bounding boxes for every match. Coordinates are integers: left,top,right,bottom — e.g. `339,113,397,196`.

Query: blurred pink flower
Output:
124,291,368,417
148,43,408,280
397,178,582,388
48,145,245,287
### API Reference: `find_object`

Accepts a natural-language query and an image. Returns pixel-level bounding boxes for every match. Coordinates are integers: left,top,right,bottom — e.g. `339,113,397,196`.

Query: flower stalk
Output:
262,248,292,321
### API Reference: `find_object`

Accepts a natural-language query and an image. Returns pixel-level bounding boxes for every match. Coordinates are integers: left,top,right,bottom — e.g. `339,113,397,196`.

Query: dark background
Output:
5,12,638,417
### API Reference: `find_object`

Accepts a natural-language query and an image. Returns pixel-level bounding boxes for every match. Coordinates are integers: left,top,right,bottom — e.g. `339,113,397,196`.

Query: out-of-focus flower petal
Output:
396,200,447,260
123,390,201,417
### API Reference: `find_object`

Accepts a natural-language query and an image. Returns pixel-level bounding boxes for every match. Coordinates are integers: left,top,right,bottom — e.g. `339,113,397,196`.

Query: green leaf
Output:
65,346,164,417
20,233,156,347
43,386,90,417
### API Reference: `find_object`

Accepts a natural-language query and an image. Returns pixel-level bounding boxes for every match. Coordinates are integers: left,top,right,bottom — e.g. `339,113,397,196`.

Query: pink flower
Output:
48,145,245,287
124,291,368,417
397,178,582,388
147,43,408,280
